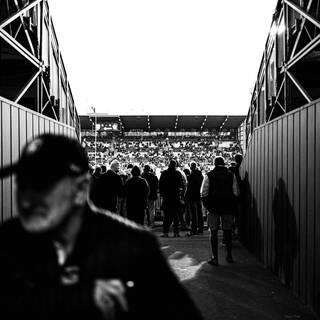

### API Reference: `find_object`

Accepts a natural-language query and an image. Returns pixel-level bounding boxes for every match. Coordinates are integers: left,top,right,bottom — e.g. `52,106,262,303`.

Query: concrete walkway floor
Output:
153,227,319,320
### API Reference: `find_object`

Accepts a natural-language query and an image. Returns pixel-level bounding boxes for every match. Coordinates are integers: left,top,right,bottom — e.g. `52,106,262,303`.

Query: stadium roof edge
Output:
80,115,246,131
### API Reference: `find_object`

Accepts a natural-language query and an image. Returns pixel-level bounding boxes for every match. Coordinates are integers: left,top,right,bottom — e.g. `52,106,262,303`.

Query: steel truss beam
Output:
245,0,320,146
41,77,58,121
13,23,22,39
12,0,36,56
14,69,41,103
0,29,41,67
0,0,80,134
0,0,42,30
286,33,320,70
284,0,320,29
287,71,312,103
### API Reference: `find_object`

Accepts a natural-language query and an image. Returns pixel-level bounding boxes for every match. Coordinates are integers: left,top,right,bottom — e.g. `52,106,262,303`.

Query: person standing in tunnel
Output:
159,159,184,237
141,164,159,227
90,159,124,213
201,156,239,266
229,153,243,239
124,165,150,225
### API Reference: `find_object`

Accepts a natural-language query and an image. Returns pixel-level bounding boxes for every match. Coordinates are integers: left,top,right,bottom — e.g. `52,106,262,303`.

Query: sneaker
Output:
186,231,197,237
160,233,169,238
207,257,218,266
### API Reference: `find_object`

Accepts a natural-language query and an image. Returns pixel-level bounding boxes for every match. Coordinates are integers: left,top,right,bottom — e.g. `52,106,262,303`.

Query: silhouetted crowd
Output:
89,154,243,239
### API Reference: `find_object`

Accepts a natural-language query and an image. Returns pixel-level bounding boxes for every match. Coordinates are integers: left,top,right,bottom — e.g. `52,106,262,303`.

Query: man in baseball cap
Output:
0,134,203,320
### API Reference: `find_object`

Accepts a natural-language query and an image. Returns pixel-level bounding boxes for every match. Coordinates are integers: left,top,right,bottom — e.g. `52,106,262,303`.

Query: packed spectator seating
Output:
82,135,242,174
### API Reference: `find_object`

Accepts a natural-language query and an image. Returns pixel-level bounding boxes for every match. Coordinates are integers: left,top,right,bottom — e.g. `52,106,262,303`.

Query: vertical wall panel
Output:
260,127,265,260
50,121,55,133
26,112,33,142
258,129,263,259
0,102,3,222
307,106,315,306
0,97,76,224
252,132,257,250
272,121,278,270
44,119,50,132
263,125,268,263
315,103,320,314
39,118,45,134
11,106,19,164
33,114,39,138
282,117,288,285
19,109,27,154
287,114,295,292
293,112,301,296
11,107,19,218
252,131,257,254
300,109,307,303
241,99,320,315
2,103,12,221
276,119,283,280
268,123,273,266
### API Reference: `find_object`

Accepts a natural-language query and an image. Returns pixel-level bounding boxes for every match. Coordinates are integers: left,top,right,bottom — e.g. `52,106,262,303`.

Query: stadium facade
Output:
245,0,320,148
0,0,80,134
242,0,320,315
0,0,80,221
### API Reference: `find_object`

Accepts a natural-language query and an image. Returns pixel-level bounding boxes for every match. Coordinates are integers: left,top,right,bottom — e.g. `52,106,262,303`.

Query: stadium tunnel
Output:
0,0,320,317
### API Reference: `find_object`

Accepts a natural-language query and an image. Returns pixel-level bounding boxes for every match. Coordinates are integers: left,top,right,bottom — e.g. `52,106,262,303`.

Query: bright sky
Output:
49,1,277,116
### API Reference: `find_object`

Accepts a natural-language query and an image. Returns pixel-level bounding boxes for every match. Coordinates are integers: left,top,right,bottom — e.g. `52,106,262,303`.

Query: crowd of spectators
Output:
82,135,242,174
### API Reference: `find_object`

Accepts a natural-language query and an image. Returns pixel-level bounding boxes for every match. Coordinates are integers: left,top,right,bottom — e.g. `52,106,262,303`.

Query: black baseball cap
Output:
0,134,89,190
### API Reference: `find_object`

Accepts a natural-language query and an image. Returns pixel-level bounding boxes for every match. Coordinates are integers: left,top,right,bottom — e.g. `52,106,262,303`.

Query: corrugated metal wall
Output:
0,96,77,223
240,99,320,315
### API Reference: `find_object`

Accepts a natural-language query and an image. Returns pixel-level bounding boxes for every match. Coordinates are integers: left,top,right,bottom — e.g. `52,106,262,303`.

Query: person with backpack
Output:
201,156,239,266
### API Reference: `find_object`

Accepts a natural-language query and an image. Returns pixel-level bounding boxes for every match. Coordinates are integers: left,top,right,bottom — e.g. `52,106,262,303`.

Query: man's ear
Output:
74,173,90,205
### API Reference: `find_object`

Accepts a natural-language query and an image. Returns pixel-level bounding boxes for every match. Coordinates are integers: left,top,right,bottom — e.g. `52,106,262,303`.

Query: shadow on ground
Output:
154,228,318,320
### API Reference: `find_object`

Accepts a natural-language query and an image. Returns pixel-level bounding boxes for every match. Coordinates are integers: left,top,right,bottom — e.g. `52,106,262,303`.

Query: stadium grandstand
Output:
80,115,246,173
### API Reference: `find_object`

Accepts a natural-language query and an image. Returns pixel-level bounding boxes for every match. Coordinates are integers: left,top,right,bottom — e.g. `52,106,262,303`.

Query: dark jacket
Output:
185,169,203,201
0,203,203,320
159,168,184,202
90,169,124,212
205,166,236,214
141,172,159,200
124,176,150,210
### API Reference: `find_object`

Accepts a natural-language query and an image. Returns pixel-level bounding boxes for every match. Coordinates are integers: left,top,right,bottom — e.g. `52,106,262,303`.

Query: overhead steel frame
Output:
0,0,80,137
245,0,320,148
